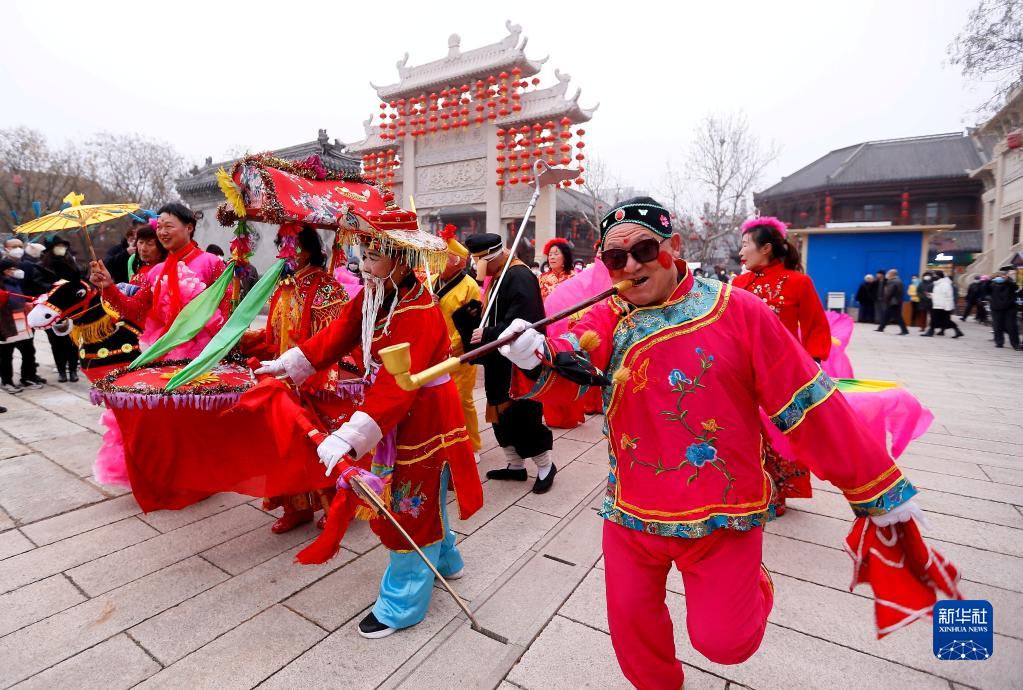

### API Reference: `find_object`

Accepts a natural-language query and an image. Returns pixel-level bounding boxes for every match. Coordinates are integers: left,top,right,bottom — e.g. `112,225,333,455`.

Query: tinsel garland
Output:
91,357,253,411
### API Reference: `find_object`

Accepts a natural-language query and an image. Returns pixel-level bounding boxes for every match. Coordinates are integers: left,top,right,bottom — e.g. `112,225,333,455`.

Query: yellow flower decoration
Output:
620,433,638,450
159,370,220,386
701,419,720,432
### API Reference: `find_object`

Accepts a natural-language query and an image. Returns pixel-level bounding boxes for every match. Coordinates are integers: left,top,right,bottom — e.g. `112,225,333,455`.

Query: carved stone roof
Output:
495,70,597,128
176,130,360,202
372,21,547,101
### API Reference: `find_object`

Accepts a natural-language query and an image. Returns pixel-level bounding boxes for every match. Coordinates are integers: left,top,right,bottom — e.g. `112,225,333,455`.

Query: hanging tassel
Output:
295,491,358,564
578,330,601,353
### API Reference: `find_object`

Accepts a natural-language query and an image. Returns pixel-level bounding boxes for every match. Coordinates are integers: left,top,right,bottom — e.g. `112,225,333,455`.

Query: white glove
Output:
254,347,316,386
497,318,546,370
870,499,929,530
316,433,353,476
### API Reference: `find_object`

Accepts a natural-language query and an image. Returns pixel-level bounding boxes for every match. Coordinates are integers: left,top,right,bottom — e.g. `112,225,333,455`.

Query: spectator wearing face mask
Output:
0,258,43,393
36,238,82,382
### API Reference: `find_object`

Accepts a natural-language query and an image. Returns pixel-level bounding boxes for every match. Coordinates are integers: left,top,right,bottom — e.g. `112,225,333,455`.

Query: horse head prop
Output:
29,280,143,381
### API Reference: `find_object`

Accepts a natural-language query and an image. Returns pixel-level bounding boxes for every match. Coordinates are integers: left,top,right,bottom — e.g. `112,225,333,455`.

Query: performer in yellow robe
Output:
432,225,482,458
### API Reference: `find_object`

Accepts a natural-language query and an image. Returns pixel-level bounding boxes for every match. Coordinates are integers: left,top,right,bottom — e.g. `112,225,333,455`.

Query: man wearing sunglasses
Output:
494,197,927,690
462,232,556,494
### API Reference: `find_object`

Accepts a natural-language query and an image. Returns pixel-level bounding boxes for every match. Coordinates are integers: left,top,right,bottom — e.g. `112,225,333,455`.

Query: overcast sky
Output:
1,0,996,200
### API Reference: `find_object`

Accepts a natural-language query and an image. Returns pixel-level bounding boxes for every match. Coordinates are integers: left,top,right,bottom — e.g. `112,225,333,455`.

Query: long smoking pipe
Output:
380,279,634,391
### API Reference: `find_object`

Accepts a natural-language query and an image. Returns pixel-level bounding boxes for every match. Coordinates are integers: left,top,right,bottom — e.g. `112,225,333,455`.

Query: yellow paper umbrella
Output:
14,192,140,263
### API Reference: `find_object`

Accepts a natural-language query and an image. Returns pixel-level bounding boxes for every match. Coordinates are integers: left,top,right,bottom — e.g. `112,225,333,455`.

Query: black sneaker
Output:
358,611,396,639
58,373,68,383
19,379,43,390
486,466,528,481
2,383,23,395
0,406,6,413
24,374,46,385
532,463,558,494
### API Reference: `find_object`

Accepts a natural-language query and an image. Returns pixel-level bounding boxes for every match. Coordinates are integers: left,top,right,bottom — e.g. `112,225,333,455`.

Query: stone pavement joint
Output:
0,323,1019,688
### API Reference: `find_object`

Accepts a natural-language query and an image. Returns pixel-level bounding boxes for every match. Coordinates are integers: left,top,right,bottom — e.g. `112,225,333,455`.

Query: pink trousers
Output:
603,521,774,690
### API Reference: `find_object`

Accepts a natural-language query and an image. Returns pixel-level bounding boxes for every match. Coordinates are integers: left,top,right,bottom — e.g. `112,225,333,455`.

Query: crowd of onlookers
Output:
856,266,1022,350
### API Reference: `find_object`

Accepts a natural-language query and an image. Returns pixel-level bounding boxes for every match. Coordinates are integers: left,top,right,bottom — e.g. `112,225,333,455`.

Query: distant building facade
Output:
754,133,986,306
968,85,1023,277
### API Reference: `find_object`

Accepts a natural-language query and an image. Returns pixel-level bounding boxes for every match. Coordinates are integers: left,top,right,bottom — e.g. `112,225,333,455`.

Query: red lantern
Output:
496,167,505,175
520,163,530,172
509,176,519,185
575,178,584,186
576,142,585,149
560,157,571,165
496,179,505,187
575,153,585,161
532,77,540,86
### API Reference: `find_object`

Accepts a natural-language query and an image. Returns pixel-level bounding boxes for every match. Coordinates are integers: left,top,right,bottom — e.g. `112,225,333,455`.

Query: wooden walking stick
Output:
477,160,579,327
349,475,509,644
379,279,634,391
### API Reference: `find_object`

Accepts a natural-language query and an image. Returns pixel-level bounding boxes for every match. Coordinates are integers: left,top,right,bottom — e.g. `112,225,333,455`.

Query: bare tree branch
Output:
947,0,1023,114
662,113,777,267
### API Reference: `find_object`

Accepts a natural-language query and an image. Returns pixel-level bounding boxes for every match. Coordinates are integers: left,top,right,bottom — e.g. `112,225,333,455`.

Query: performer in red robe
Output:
538,238,586,428
240,226,348,533
496,197,926,690
733,216,831,514
256,220,483,639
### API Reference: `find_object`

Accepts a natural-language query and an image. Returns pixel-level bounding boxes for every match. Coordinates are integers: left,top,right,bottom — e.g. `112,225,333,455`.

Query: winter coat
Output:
989,277,1019,311
931,277,955,312
883,277,904,306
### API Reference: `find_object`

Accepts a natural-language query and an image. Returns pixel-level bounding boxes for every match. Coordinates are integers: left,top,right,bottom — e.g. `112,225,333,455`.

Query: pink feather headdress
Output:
741,216,787,238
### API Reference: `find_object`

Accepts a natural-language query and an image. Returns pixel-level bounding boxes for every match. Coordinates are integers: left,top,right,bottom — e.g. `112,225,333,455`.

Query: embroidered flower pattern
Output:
659,214,671,228
391,480,427,518
620,348,736,502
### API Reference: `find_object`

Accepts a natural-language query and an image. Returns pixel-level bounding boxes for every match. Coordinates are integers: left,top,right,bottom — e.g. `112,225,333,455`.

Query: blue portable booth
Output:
790,224,953,313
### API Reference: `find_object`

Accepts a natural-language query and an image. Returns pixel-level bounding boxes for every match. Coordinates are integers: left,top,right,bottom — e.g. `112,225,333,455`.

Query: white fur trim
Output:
335,410,383,459
280,347,316,386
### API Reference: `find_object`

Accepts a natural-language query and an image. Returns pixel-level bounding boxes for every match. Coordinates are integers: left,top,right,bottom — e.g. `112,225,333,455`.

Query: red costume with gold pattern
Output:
297,277,482,551
240,265,349,529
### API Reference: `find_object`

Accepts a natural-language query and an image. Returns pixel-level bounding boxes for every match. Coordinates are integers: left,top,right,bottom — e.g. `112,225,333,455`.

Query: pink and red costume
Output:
512,260,916,689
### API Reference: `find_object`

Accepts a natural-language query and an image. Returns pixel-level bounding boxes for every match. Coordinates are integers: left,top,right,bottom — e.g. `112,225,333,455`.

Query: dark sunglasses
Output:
601,238,666,271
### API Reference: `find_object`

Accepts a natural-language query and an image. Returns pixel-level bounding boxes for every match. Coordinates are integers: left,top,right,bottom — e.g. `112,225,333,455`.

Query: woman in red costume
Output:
733,216,831,514
240,226,349,533
538,238,587,428
538,238,575,299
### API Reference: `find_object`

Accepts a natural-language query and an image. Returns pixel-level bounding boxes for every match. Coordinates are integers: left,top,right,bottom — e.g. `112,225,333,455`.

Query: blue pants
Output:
372,465,463,629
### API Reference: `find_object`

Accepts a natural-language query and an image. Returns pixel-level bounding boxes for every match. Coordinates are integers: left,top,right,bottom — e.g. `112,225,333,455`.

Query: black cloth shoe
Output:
532,463,558,494
25,374,46,384
69,371,79,383
0,406,6,413
19,379,42,390
486,466,528,481
358,611,396,639
58,373,68,383
952,331,964,339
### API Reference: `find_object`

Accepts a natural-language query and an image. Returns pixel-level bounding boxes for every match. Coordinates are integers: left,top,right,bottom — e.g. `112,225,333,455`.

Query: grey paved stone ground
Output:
0,320,1020,689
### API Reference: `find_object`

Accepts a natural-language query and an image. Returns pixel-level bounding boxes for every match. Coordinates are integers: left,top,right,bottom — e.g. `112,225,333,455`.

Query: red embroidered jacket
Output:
732,261,832,361
513,261,915,539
